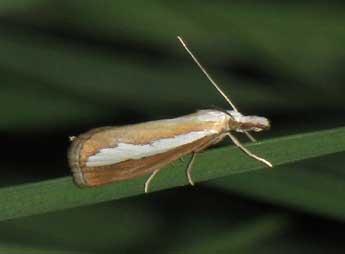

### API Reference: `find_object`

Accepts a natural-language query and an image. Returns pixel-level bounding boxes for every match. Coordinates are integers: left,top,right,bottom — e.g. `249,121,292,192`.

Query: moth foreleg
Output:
227,133,272,168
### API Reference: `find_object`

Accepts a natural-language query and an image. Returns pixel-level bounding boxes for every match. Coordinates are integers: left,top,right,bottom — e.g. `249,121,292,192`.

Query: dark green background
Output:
1,1,345,253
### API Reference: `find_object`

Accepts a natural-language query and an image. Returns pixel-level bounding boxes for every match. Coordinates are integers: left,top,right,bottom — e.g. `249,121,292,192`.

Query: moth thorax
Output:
227,110,270,132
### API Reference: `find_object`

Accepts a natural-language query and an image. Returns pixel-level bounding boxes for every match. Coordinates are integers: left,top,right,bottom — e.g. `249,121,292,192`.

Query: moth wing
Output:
72,135,216,187
69,110,228,187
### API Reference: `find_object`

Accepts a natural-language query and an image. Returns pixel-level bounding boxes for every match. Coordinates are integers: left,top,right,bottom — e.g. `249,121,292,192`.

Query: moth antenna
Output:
177,36,238,111
177,36,256,142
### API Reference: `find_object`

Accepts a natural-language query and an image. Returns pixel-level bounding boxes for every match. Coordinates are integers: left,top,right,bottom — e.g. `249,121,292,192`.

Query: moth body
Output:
68,109,270,188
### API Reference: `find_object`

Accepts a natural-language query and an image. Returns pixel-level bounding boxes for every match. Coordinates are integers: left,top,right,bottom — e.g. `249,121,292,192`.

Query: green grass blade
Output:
0,127,344,222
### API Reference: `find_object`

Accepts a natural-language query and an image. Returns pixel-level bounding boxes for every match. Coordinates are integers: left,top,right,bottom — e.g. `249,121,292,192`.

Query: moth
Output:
68,36,272,193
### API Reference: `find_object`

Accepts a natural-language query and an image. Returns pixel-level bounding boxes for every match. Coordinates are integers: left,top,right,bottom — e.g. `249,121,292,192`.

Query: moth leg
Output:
245,132,256,142
227,133,272,168
185,135,227,186
186,152,197,186
144,169,160,193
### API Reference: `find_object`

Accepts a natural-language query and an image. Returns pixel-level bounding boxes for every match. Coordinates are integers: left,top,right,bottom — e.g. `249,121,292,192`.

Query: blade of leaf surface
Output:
0,127,344,222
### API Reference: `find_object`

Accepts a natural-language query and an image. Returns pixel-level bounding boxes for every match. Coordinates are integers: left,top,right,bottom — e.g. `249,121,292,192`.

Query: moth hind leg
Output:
186,153,197,186
144,169,161,193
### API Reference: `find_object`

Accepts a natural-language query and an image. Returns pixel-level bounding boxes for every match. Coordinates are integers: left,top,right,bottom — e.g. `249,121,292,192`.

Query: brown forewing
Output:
71,134,218,187
69,112,227,187
70,113,226,165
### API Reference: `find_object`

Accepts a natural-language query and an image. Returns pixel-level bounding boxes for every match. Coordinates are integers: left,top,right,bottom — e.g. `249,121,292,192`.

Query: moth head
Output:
227,110,270,132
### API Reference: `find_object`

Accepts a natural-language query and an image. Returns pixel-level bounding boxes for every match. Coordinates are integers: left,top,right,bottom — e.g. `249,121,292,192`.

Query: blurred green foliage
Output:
1,1,345,253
